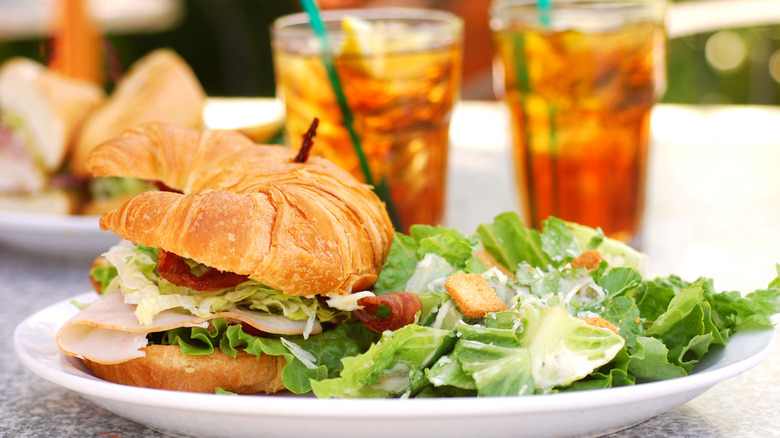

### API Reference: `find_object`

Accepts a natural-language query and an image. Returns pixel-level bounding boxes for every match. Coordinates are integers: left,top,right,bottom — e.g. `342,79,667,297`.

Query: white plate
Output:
0,211,119,257
14,292,777,438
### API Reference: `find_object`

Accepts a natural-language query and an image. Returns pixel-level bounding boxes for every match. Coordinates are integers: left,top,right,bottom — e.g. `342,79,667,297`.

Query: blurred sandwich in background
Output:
0,57,105,214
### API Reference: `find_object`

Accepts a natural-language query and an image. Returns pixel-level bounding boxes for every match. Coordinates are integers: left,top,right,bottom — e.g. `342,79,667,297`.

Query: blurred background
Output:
1,0,779,104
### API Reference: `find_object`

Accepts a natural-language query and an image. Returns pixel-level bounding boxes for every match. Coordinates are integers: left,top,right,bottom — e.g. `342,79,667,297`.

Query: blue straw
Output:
538,0,552,27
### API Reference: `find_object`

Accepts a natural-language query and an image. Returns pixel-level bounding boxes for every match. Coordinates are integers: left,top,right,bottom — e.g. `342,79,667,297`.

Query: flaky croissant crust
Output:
87,122,394,297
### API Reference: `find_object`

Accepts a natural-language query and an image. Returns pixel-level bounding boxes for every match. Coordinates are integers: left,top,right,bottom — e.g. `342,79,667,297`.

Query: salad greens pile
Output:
154,212,780,397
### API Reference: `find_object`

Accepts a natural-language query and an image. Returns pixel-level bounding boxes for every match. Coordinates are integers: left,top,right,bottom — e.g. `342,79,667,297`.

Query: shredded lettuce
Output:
88,176,158,200
98,244,344,329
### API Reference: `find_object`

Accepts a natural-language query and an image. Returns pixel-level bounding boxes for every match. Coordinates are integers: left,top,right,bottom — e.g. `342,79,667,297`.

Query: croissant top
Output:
86,122,395,297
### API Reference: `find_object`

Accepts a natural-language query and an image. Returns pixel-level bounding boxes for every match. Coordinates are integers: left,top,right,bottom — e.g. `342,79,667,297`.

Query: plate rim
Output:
0,210,102,233
14,291,777,419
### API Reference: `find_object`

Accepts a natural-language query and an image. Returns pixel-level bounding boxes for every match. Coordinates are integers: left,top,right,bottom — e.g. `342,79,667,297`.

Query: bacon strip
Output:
293,117,319,163
352,291,422,334
157,249,248,291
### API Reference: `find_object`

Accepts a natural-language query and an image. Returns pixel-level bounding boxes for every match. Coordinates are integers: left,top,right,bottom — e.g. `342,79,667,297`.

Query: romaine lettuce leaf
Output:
520,305,625,391
157,318,379,394
310,324,455,398
425,353,477,391
374,225,478,295
627,336,687,381
404,253,456,296
645,282,728,372
477,212,551,270
373,233,419,295
562,348,634,391
454,339,535,396
703,281,780,331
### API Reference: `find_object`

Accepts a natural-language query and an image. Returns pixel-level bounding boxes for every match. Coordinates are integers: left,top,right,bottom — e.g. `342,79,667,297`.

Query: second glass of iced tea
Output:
271,9,463,232
491,0,667,244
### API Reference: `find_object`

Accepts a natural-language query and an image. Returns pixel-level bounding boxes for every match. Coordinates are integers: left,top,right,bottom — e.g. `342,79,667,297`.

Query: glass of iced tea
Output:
490,0,667,244
271,9,463,232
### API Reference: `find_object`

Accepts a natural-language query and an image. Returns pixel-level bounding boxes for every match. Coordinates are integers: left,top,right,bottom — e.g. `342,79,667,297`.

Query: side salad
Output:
154,213,780,397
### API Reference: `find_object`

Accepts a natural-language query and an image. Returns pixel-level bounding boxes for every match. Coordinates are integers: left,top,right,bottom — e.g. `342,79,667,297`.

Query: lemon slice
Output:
203,98,284,143
339,16,437,79
341,16,377,57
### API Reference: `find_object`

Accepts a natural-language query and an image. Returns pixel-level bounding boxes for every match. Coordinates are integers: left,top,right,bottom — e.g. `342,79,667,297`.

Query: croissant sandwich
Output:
73,48,207,215
56,122,401,394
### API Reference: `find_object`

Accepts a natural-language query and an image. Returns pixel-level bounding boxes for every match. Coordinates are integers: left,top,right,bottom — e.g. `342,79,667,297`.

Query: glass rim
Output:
492,0,667,6
490,0,667,18
490,0,667,29
271,7,464,39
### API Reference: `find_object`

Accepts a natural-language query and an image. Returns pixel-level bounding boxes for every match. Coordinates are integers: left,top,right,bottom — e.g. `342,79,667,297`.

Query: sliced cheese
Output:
57,292,322,364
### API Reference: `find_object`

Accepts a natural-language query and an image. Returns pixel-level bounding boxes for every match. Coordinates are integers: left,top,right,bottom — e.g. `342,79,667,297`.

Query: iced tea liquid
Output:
273,22,461,232
493,11,665,243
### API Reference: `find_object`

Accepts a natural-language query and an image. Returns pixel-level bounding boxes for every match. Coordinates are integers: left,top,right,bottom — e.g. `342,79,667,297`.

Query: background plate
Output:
14,292,776,438
0,212,119,258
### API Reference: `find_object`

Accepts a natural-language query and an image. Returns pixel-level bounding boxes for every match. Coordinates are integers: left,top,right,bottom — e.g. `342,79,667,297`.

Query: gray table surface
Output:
2,102,779,437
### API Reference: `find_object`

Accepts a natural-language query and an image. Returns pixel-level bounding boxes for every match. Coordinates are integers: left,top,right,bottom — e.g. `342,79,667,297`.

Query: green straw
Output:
298,0,403,230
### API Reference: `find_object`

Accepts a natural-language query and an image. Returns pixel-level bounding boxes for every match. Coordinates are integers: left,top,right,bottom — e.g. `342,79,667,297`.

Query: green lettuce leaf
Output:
454,339,535,396
476,211,550,270
634,277,680,323
627,336,687,382
90,263,118,294
520,305,625,391
645,282,728,373
561,348,634,391
310,324,455,398
425,353,477,391
374,233,419,295
704,283,780,331
411,225,477,269
374,226,477,295
600,295,643,350
539,217,584,264
157,319,379,394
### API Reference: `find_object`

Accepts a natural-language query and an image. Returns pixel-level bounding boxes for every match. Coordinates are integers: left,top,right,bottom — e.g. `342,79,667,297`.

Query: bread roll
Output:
84,345,286,394
71,48,206,178
87,122,395,297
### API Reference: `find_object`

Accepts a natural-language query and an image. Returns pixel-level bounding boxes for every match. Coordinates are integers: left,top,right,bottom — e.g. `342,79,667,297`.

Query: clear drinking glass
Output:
491,0,667,244
271,8,464,232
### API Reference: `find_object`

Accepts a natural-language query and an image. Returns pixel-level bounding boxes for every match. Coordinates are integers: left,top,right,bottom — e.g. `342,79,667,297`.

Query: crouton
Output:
444,273,508,318
571,249,604,270
475,250,515,279
580,317,619,335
